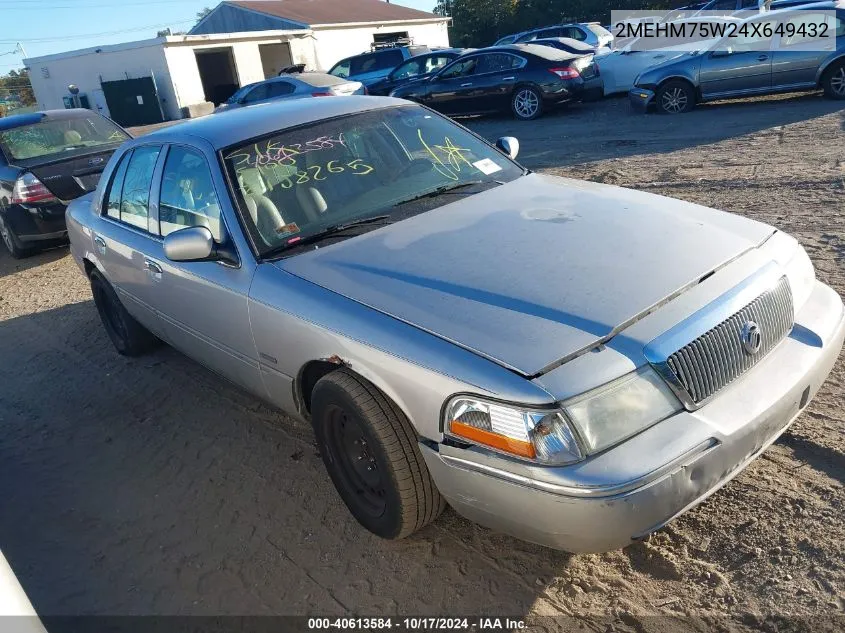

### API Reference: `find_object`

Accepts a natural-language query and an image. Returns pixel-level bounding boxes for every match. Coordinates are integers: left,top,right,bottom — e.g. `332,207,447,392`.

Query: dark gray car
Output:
630,3,845,112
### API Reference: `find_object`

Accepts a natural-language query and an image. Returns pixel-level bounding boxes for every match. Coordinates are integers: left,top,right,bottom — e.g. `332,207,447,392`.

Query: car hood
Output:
277,174,772,376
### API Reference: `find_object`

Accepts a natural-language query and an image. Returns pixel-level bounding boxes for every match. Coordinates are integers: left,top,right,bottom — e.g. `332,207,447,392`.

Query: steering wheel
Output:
393,158,433,181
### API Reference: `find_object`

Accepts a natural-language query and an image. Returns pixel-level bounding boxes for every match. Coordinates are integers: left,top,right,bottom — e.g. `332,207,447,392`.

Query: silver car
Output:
214,73,365,113
66,97,844,553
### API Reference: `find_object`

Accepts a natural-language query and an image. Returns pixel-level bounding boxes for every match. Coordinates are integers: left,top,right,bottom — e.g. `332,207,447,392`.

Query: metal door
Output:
100,77,164,127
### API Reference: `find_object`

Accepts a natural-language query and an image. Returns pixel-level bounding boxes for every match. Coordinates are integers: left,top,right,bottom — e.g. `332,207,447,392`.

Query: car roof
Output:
409,48,466,57
140,96,405,150
285,72,353,87
0,108,101,131
489,43,580,61
531,37,595,50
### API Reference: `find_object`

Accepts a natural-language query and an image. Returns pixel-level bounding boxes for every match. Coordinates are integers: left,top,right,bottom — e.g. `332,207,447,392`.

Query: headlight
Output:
561,367,681,454
444,398,583,466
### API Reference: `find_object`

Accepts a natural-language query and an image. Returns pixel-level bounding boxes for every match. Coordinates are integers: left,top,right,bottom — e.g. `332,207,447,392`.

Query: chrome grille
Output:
666,277,794,404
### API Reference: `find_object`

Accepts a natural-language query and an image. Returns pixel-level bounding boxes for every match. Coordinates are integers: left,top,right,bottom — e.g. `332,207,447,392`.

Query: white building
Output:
24,0,450,126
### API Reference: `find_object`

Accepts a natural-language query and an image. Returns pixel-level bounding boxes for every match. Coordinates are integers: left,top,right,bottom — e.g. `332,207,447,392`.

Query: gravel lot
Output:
1,93,843,629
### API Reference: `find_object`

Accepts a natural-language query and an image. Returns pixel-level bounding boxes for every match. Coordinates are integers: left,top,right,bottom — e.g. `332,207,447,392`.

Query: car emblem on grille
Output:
740,321,762,355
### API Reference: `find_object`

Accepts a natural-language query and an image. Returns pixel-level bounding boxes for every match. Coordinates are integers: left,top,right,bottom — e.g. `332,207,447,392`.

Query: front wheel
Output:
656,80,696,114
822,61,845,100
512,86,544,120
311,369,446,539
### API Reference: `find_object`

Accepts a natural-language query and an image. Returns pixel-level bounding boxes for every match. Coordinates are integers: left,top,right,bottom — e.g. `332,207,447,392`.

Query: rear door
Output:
771,11,838,88
699,21,775,97
91,143,168,339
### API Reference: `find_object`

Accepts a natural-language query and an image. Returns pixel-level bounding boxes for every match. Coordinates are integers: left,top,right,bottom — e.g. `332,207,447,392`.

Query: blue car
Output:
328,45,430,87
630,2,845,113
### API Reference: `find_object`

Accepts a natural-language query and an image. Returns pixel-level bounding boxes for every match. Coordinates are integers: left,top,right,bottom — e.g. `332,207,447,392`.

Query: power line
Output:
0,0,207,9
0,18,196,43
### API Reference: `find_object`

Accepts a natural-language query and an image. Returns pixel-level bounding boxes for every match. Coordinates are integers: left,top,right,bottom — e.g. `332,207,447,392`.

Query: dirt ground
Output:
1,93,843,630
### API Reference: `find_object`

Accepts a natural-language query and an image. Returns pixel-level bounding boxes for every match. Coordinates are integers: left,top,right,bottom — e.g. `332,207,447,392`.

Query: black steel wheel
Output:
89,269,157,356
311,368,446,539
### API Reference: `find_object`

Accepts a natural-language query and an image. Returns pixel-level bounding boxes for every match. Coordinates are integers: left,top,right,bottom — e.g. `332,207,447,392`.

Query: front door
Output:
699,21,775,98
467,52,526,113
426,56,482,114
147,144,262,393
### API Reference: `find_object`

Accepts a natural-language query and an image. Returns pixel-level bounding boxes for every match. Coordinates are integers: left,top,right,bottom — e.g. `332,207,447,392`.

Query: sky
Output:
0,0,436,73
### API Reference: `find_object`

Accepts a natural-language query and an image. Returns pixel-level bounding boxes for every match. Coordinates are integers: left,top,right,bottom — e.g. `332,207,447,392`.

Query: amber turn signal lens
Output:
450,421,537,459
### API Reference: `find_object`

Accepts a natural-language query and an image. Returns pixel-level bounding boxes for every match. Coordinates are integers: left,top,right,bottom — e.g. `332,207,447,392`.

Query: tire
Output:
656,80,696,114
311,368,446,539
511,86,544,120
89,269,157,356
0,213,34,259
822,60,845,100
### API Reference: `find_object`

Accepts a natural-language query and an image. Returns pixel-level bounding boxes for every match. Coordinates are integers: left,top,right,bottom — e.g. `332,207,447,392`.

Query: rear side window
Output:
110,145,161,231
266,81,296,97
476,53,524,74
376,49,404,70
105,151,131,220
350,53,378,75
243,84,270,104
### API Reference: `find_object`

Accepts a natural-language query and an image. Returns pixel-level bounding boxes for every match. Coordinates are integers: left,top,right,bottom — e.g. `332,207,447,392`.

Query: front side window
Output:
159,146,221,240
439,57,479,79
119,145,161,230
391,58,423,80
0,115,129,162
223,105,524,257
424,55,455,73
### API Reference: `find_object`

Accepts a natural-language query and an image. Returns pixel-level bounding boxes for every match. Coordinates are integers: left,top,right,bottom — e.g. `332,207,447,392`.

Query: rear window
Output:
587,24,612,38
0,115,129,162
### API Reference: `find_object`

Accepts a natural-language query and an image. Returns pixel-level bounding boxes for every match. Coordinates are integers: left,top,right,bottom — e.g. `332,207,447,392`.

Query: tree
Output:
445,0,674,47
0,69,35,108
196,6,213,21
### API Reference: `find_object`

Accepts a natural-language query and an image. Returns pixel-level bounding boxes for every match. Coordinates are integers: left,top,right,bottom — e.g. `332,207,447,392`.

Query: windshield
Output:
0,115,129,161
223,104,524,257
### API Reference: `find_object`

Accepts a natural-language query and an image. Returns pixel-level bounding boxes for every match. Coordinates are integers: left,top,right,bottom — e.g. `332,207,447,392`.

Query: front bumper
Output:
629,86,656,111
421,279,845,553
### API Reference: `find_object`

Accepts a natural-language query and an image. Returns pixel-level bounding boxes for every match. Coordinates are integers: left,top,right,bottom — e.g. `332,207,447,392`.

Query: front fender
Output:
248,265,555,442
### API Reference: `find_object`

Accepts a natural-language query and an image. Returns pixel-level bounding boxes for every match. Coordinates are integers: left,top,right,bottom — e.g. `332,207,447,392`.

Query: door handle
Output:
144,258,163,282
758,54,769,61
503,76,516,81
460,82,473,87
93,235,106,254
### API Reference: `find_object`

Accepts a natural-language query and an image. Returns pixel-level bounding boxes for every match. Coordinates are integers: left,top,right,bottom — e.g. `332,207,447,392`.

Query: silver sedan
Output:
66,97,844,552
214,73,365,112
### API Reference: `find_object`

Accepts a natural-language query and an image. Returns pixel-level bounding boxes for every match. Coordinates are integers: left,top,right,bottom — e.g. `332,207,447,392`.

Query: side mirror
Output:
711,48,732,58
495,136,520,160
163,226,215,262
163,226,238,265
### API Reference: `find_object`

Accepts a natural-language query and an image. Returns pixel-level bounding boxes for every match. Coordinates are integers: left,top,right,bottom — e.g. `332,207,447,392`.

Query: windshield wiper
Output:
266,214,392,257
